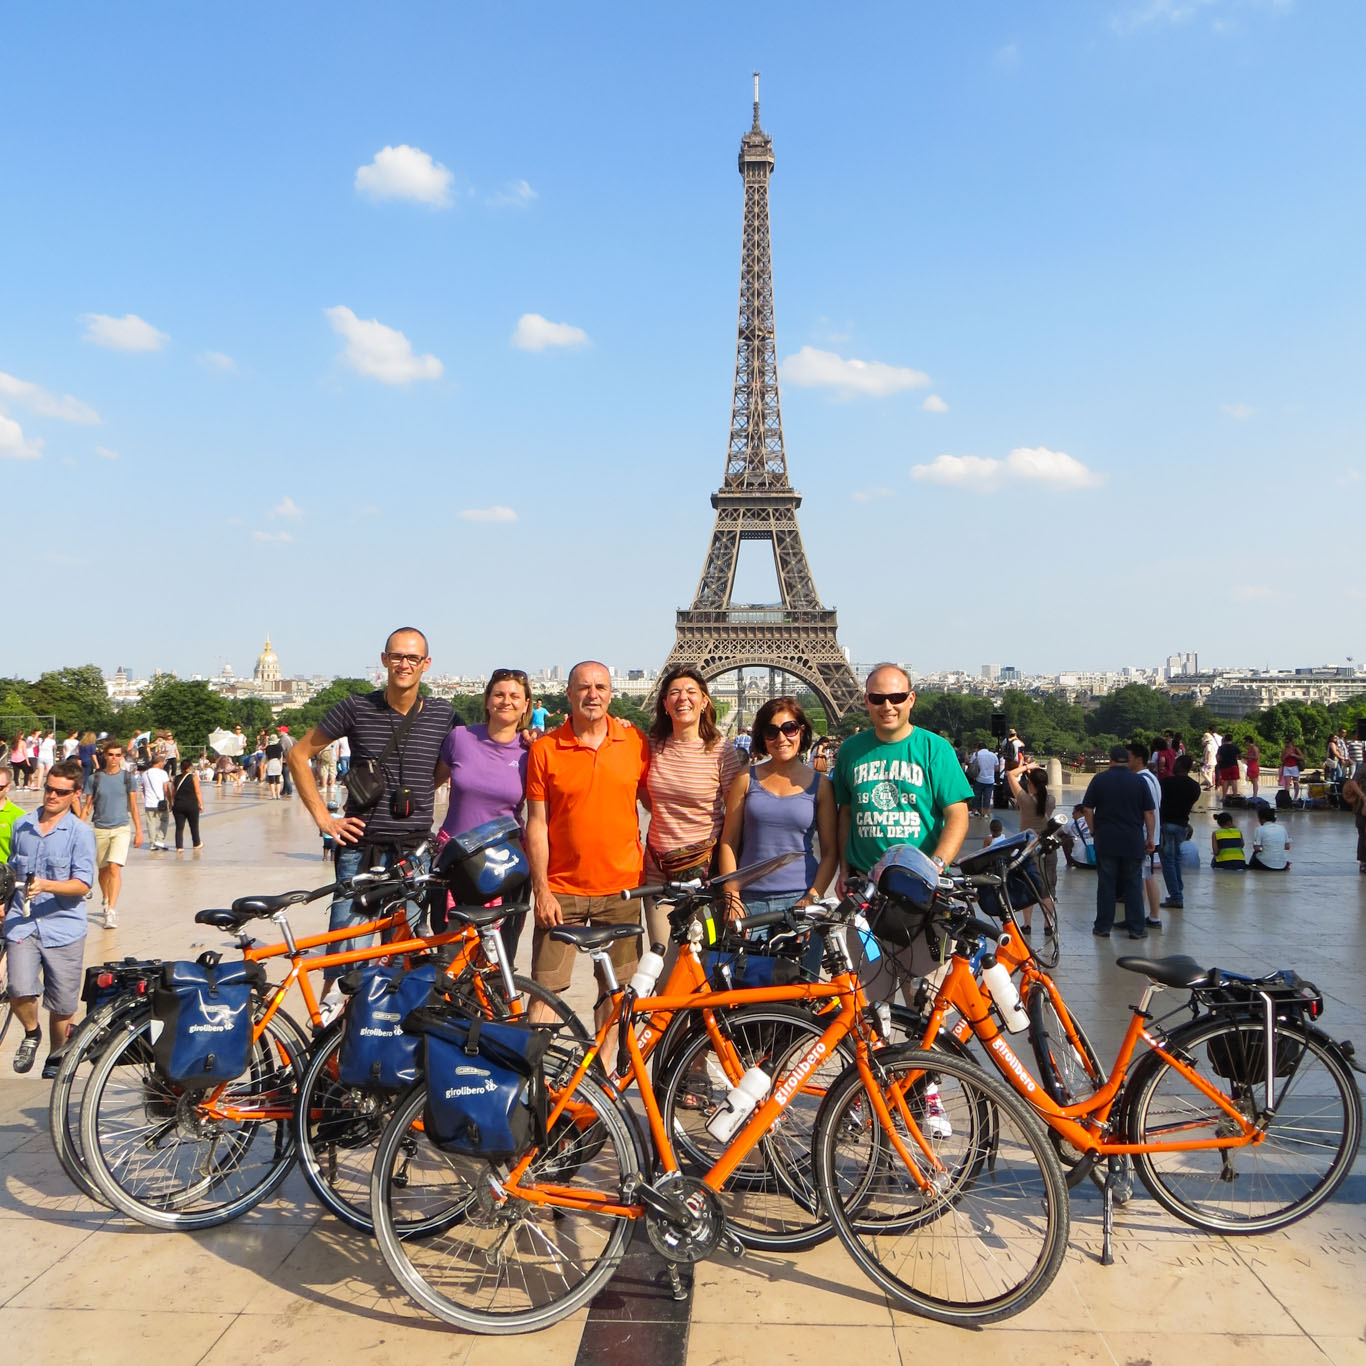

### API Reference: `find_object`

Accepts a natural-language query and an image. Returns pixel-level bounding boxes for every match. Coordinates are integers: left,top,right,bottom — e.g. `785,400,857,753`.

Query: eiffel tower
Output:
658,76,862,722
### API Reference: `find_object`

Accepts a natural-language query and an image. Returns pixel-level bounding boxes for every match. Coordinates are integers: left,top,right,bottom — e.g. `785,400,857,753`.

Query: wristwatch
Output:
930,855,946,871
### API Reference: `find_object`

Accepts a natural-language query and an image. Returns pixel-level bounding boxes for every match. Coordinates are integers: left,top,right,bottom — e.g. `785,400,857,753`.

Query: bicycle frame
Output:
915,928,1262,1157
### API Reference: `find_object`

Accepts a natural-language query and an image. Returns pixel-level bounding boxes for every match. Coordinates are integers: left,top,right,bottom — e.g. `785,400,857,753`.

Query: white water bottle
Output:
706,1066,771,1141
629,948,666,997
980,956,1029,1033
318,981,346,1028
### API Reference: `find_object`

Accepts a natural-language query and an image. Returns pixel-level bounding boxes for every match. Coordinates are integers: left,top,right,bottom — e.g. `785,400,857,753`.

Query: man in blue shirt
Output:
5,757,97,1076
1082,745,1157,940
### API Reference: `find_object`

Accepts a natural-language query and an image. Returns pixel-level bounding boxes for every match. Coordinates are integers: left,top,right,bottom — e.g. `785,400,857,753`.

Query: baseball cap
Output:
1109,744,1130,763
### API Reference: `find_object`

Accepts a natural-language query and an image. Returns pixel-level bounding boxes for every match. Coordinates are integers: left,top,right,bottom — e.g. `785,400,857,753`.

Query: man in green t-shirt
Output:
0,765,23,861
832,663,973,883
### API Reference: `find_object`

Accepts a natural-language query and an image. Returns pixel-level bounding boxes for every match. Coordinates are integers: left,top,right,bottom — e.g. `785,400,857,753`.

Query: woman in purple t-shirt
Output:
438,667,532,961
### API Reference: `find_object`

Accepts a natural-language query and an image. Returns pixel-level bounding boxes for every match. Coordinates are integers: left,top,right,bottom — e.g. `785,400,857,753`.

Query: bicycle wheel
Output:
1024,979,1105,1177
49,996,152,1204
0,941,12,1049
371,1066,641,1335
80,1004,304,1230
1032,899,1060,970
660,1004,852,1251
1127,1015,1362,1234
813,1045,1069,1326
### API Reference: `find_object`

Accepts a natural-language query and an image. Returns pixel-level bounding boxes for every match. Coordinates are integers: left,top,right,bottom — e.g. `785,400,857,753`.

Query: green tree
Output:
26,665,115,734
1088,684,1169,739
225,696,275,737
132,677,229,745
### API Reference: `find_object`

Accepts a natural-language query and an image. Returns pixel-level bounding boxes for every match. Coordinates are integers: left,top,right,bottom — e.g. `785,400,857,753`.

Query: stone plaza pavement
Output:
1,782,1363,1366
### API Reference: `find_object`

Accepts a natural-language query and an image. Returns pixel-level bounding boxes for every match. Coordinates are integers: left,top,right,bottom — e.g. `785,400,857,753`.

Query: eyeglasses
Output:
45,784,77,796
385,653,427,666
490,668,528,685
867,691,912,706
763,720,802,741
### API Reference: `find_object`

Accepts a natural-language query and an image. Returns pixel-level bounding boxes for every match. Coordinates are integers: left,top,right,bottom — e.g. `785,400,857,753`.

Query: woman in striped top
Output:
643,667,745,948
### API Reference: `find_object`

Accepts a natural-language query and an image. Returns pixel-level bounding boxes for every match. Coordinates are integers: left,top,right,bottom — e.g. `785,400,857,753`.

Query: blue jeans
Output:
1095,852,1146,936
972,782,994,815
325,844,430,980
1159,823,1186,903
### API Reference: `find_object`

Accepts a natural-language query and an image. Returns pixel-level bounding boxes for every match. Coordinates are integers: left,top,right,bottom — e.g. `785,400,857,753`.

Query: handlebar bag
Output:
336,961,439,1089
150,960,264,1088
408,1008,550,1161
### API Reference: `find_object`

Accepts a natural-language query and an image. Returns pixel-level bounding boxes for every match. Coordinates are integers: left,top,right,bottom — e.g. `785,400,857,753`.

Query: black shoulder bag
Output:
344,700,423,817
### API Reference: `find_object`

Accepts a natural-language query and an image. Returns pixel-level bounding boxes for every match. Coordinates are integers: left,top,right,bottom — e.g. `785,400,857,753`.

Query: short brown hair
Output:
751,696,814,758
49,757,82,787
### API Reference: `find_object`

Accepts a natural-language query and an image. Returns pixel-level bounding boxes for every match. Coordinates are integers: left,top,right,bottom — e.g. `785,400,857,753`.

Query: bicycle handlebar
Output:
733,908,791,932
619,879,703,902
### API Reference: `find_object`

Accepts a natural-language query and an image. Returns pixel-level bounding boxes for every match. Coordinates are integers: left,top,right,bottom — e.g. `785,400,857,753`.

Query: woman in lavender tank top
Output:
437,668,532,962
716,697,837,924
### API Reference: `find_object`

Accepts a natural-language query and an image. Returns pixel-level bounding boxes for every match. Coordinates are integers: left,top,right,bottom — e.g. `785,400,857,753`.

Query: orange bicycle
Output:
880,830,1363,1264
368,870,1070,1333
76,842,584,1231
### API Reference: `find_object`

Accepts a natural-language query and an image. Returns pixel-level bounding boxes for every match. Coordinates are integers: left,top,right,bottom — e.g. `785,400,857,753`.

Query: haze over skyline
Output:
3,2,1361,683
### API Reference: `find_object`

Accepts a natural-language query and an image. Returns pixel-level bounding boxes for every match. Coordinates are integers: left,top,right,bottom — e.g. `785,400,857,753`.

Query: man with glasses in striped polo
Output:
832,662,973,888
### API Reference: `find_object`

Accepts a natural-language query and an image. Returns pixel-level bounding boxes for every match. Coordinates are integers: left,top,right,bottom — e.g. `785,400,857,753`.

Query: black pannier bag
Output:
336,961,439,1089
1204,970,1318,1082
1206,1025,1306,1082
408,1008,550,1161
954,829,1046,921
866,844,943,949
151,959,265,1088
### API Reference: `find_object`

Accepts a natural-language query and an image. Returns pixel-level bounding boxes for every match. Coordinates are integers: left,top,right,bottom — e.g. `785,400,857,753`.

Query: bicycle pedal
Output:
716,1223,746,1259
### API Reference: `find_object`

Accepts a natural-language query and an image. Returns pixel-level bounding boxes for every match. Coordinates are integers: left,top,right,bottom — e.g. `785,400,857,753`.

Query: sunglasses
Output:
763,720,802,740
490,668,528,684
45,783,77,796
866,691,911,706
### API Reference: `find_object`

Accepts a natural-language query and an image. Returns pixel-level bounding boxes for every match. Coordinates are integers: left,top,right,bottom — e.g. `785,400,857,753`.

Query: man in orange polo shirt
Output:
526,660,650,1025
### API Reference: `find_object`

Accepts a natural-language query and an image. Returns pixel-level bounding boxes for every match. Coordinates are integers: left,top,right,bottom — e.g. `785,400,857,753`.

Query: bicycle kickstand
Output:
1099,1156,1128,1267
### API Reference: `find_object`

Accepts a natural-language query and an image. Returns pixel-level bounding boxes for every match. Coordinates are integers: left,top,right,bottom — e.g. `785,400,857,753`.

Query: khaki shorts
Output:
531,893,643,999
94,825,131,867
5,934,86,1016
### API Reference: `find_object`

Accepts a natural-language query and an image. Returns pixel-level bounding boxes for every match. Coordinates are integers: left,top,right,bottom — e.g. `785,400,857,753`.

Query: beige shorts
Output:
94,825,131,867
531,893,643,999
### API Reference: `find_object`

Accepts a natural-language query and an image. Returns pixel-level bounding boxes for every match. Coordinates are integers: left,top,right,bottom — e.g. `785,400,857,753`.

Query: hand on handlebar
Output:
723,889,745,924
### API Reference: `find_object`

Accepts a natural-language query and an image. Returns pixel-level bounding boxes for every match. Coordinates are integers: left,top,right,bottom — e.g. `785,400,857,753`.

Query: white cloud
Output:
0,371,101,423
911,446,1102,492
1112,0,1290,36
252,529,293,543
80,312,169,351
199,350,237,373
781,345,930,398
511,313,591,351
850,487,895,502
324,305,443,384
486,179,538,207
1221,402,1254,420
94,445,119,460
0,414,43,460
354,145,454,207
272,496,302,519
922,394,949,413
458,506,518,523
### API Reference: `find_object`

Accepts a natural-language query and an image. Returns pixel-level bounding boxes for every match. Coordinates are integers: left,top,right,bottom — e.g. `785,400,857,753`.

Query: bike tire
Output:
1024,979,1105,1179
370,1067,641,1335
49,995,152,1204
1126,1014,1362,1234
80,1003,304,1230
813,1045,1070,1326
295,974,587,1232
659,1003,853,1251
0,941,13,1050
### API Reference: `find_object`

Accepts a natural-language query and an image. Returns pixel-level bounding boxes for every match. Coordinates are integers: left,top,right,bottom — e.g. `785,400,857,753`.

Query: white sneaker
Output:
103,908,118,930
923,1085,952,1139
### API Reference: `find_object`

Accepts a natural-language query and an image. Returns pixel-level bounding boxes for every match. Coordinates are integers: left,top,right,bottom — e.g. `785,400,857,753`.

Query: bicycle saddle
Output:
230,890,310,916
194,907,257,930
547,923,644,951
445,904,514,929
1115,955,1211,989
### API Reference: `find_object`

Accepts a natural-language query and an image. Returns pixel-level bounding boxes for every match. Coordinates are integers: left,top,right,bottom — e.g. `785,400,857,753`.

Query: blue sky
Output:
3,1,1361,683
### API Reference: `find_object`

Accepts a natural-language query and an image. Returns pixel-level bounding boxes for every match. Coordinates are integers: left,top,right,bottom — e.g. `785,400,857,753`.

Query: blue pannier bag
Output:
336,961,439,1089
151,959,264,1088
408,1008,550,1161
